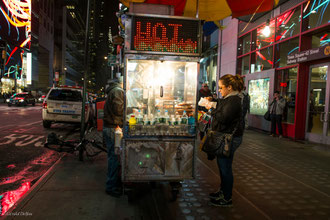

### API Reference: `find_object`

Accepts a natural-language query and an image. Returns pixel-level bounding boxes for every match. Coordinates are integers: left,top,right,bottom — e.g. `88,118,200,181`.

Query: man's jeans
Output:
270,114,283,135
103,127,120,192
216,136,243,200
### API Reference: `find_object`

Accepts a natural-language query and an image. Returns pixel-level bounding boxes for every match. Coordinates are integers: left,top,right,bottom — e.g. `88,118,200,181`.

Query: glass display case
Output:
122,55,199,182
125,58,198,137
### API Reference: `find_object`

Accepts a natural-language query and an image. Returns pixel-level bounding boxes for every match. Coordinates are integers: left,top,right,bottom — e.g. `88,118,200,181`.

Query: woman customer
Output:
207,74,244,207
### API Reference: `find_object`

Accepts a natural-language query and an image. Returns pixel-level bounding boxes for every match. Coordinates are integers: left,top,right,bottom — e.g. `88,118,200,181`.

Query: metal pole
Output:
80,0,90,140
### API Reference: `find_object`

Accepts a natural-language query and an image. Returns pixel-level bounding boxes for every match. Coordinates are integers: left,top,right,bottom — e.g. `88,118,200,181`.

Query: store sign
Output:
131,16,200,54
108,55,117,67
287,45,330,65
280,82,287,87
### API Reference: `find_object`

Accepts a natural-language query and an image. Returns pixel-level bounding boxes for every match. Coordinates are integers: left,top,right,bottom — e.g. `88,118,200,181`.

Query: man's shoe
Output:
209,198,233,207
209,190,224,200
105,189,122,198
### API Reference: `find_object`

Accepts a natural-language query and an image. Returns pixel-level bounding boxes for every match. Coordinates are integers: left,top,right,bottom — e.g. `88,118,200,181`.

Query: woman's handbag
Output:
200,130,233,157
264,110,271,121
200,120,239,157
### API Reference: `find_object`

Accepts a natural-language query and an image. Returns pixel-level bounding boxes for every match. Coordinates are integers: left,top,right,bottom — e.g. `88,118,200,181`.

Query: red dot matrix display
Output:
132,16,199,54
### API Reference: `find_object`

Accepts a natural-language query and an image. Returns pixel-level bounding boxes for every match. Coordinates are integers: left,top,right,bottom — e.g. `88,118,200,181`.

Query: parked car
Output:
7,92,36,107
42,86,91,128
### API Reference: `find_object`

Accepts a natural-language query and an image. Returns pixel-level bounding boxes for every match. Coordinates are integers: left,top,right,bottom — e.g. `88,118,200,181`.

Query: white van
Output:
42,86,90,128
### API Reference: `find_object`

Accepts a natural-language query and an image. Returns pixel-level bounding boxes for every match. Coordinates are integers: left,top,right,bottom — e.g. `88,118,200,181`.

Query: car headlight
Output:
6,99,10,102
19,99,24,102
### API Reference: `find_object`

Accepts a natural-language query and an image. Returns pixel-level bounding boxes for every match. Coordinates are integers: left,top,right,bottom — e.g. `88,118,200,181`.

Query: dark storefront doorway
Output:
306,63,330,144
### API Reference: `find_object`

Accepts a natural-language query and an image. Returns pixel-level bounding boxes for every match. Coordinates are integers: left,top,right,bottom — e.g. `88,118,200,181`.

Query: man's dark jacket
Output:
103,82,124,128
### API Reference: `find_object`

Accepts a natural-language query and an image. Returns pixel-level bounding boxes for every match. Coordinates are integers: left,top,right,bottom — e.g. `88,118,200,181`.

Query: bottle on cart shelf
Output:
128,115,137,129
181,111,188,124
175,115,181,125
150,114,156,125
156,109,161,124
170,115,176,125
164,110,170,124
188,115,196,135
143,114,150,125
136,110,143,124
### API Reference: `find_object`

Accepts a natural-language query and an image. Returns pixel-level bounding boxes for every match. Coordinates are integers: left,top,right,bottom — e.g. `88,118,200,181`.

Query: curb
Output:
1,154,65,220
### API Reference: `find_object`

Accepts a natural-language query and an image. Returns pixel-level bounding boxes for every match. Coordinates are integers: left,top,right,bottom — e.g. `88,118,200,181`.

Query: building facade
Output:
54,0,86,86
221,0,330,143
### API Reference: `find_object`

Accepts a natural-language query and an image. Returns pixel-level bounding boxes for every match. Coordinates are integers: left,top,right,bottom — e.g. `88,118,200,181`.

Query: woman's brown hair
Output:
219,74,244,92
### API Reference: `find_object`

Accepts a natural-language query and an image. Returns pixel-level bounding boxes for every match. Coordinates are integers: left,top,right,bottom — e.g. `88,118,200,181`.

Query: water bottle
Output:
188,115,196,135
181,111,188,124
156,110,161,124
164,110,170,124
136,110,143,124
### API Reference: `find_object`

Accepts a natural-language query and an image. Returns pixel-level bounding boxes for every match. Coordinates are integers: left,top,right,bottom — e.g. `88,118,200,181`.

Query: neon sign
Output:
131,16,199,54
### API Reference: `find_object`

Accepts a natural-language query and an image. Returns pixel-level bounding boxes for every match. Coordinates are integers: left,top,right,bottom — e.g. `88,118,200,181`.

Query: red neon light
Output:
320,34,328,41
5,47,18,66
133,21,198,53
280,82,287,87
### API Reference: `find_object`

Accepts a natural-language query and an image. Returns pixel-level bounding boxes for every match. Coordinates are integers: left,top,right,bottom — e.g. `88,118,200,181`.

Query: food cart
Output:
121,14,201,187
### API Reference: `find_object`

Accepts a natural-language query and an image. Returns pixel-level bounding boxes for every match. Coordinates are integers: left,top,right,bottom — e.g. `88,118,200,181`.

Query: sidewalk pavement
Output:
2,129,330,220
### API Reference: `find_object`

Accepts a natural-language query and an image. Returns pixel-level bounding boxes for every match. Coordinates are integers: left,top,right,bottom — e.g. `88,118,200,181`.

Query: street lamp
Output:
104,56,107,60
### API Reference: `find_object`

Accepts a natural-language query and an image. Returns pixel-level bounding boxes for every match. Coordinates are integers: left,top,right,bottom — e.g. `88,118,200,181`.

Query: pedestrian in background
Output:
269,91,286,138
241,86,250,129
208,74,244,207
103,78,124,197
198,83,212,139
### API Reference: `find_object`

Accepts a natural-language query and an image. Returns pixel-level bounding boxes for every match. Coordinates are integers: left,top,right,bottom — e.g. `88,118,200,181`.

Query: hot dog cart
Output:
121,14,201,183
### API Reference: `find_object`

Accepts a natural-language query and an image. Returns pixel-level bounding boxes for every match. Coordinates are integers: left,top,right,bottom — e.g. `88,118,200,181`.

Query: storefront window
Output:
275,37,299,68
275,67,298,124
311,31,330,48
254,47,273,72
237,55,250,75
238,34,251,56
302,0,330,31
256,19,275,48
200,51,218,93
276,7,301,41
248,78,270,115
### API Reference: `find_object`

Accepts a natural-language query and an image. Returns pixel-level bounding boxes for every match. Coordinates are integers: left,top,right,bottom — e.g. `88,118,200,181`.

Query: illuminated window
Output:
237,55,250,75
276,7,300,41
253,47,273,72
302,0,330,31
238,34,251,56
256,19,275,48
311,31,330,48
248,78,270,115
275,38,299,68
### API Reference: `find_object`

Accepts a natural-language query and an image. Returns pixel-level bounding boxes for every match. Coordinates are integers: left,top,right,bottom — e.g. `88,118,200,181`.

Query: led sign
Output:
131,16,199,54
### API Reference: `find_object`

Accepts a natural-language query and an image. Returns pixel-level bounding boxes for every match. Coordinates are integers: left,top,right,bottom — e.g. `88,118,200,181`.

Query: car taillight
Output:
43,101,47,109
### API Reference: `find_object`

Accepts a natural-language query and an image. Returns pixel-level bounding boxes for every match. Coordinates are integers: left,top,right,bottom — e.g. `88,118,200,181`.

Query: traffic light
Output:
1,50,6,60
